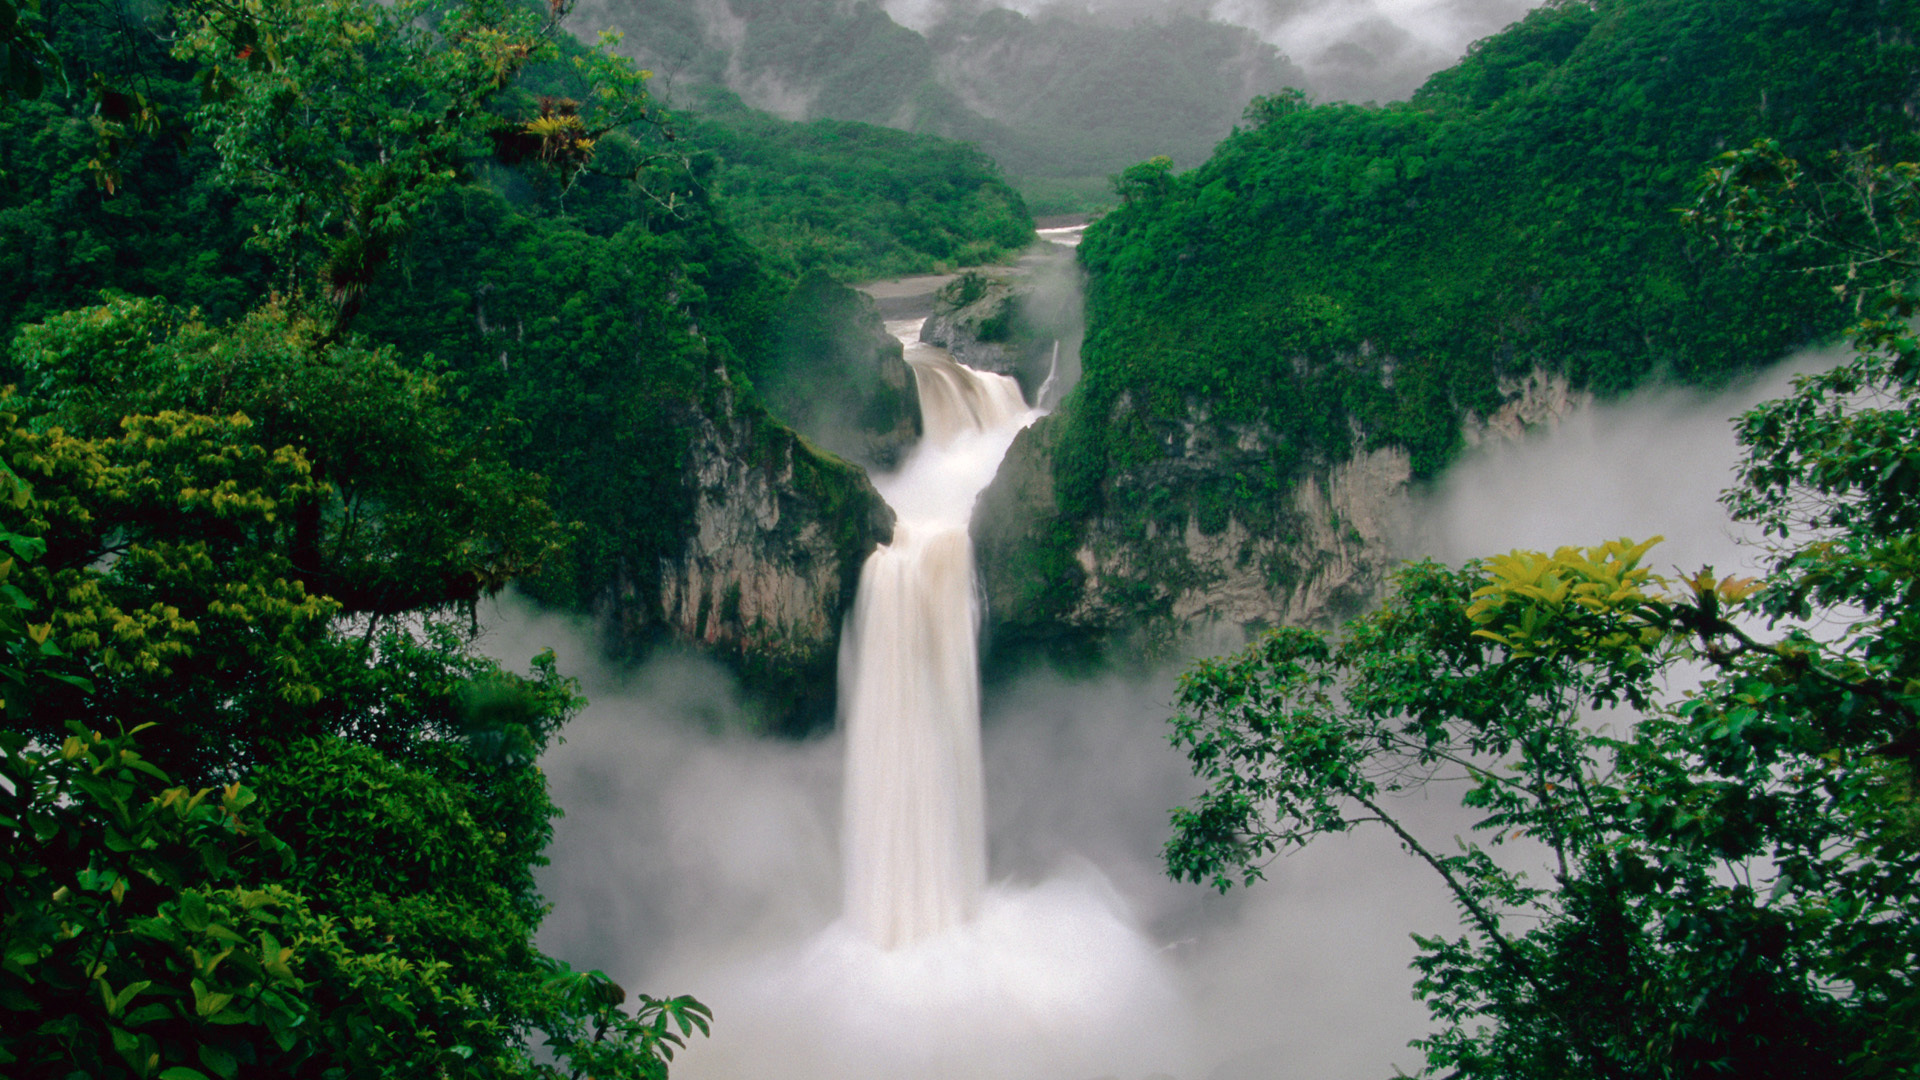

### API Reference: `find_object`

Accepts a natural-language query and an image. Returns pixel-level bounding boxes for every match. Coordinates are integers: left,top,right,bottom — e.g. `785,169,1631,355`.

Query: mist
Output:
489,347,1829,1080
887,0,1547,103
1205,0,1542,101
1406,351,1836,575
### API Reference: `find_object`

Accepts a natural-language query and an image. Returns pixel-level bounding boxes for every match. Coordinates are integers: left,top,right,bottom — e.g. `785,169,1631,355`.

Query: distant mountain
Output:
567,0,1303,184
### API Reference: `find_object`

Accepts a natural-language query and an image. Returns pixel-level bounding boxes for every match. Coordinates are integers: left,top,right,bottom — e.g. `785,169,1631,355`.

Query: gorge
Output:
710,295,1191,1078
5,0,1916,1075
526,321,1825,1079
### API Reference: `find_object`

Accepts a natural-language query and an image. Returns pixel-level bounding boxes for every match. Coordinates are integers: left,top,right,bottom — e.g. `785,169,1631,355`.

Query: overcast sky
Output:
880,0,1547,101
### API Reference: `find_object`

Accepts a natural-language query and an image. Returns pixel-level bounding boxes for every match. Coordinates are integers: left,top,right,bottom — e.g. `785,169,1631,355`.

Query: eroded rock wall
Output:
646,389,893,730
974,365,1583,656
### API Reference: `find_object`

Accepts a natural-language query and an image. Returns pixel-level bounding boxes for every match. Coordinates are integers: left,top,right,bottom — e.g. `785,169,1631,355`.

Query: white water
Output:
521,320,1828,1080
663,320,1194,1080
839,329,1031,948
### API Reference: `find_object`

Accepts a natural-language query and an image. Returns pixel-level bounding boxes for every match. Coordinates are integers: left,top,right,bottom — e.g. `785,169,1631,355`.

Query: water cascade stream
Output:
524,261,1812,1080
839,331,1034,948
666,319,1192,1080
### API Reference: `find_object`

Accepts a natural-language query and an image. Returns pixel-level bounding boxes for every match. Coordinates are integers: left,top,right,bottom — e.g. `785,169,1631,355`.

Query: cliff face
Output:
974,408,1406,652
919,252,1084,405
1464,368,1591,447
641,388,894,732
974,366,1583,655
763,272,922,470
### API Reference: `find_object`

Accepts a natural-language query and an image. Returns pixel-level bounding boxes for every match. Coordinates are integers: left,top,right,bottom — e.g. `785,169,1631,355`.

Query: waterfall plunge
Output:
660,324,1192,1080
840,349,1033,948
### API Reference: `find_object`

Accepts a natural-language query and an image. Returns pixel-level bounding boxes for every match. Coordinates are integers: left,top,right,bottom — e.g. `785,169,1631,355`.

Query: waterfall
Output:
839,341,1037,949
1036,340,1062,411
603,311,1194,1080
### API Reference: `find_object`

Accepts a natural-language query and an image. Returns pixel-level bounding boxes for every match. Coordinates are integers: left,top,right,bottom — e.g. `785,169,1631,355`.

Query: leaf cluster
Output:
1166,132,1920,1073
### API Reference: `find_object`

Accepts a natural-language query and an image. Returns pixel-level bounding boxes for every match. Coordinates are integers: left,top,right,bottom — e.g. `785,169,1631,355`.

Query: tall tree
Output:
1,1,713,1074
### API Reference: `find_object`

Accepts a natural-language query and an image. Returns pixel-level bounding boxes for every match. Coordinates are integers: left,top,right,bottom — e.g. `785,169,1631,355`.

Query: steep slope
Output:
976,0,1920,656
0,4,1034,731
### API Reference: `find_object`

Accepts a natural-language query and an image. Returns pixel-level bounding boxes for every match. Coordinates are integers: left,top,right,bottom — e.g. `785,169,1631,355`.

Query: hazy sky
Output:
881,0,1546,101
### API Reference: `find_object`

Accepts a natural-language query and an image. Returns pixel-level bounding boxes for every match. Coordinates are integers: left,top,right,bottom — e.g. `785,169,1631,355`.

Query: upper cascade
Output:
909,353,1032,446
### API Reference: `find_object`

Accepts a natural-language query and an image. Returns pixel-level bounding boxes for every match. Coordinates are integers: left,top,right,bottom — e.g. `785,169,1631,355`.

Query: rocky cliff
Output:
640,387,894,732
919,246,1084,404
762,272,922,470
973,366,1584,659
919,270,1030,378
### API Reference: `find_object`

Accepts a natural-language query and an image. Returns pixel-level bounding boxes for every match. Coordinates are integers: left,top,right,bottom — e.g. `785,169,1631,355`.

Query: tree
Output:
1,357,708,1076
2,0,713,1071
0,0,62,100
1165,147,1920,1078
172,0,658,323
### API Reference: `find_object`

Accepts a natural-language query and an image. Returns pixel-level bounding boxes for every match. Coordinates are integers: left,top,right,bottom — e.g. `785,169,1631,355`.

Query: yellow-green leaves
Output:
1466,537,1670,662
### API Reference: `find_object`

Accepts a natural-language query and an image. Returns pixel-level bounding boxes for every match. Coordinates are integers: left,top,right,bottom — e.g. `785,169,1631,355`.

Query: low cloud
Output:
497,348,1831,1080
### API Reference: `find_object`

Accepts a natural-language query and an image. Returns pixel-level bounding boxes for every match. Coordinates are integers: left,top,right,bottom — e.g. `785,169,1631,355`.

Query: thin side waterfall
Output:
839,340,1036,949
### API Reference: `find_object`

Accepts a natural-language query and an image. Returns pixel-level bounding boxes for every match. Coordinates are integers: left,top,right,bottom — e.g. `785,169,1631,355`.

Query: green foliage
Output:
1169,533,1914,1075
0,721,490,1078
1,297,707,1079
172,0,654,324
1462,537,1674,664
0,0,61,100
1013,175,1113,218
676,88,1033,280
1054,0,1920,595
12,295,567,612
1165,131,1920,1079
2,1,721,1072
755,269,916,464
1686,138,1920,326
350,180,761,618
1,714,702,1078
0,15,268,334
1240,87,1310,129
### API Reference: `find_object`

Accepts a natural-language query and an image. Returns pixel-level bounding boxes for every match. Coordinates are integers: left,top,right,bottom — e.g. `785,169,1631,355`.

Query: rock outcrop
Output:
973,364,1585,657
919,248,1084,405
1464,368,1591,447
920,270,1027,377
762,272,921,470
974,403,1409,655
644,388,894,732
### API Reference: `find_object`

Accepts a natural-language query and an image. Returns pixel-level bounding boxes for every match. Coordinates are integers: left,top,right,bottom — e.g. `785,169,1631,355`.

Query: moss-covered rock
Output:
759,270,921,469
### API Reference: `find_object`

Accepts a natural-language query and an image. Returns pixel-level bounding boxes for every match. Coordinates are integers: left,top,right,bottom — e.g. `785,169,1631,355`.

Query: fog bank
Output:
500,349,1830,1079
886,0,1548,102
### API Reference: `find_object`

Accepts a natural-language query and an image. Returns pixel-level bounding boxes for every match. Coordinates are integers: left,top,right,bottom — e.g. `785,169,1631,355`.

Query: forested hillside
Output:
0,0,1028,671
0,0,1024,1068
980,0,1920,654
673,87,1032,278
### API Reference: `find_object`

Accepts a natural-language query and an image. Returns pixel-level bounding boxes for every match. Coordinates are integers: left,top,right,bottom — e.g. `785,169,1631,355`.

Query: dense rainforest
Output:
0,0,1029,671
1162,114,1920,1080
979,0,1920,652
0,0,1027,1072
6,0,1917,1074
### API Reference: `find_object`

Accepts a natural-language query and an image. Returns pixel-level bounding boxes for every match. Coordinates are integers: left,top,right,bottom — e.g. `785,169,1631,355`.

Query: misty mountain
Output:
568,0,1303,186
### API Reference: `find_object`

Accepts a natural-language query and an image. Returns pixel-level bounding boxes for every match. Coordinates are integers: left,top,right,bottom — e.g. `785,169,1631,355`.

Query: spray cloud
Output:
498,346,1834,1079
